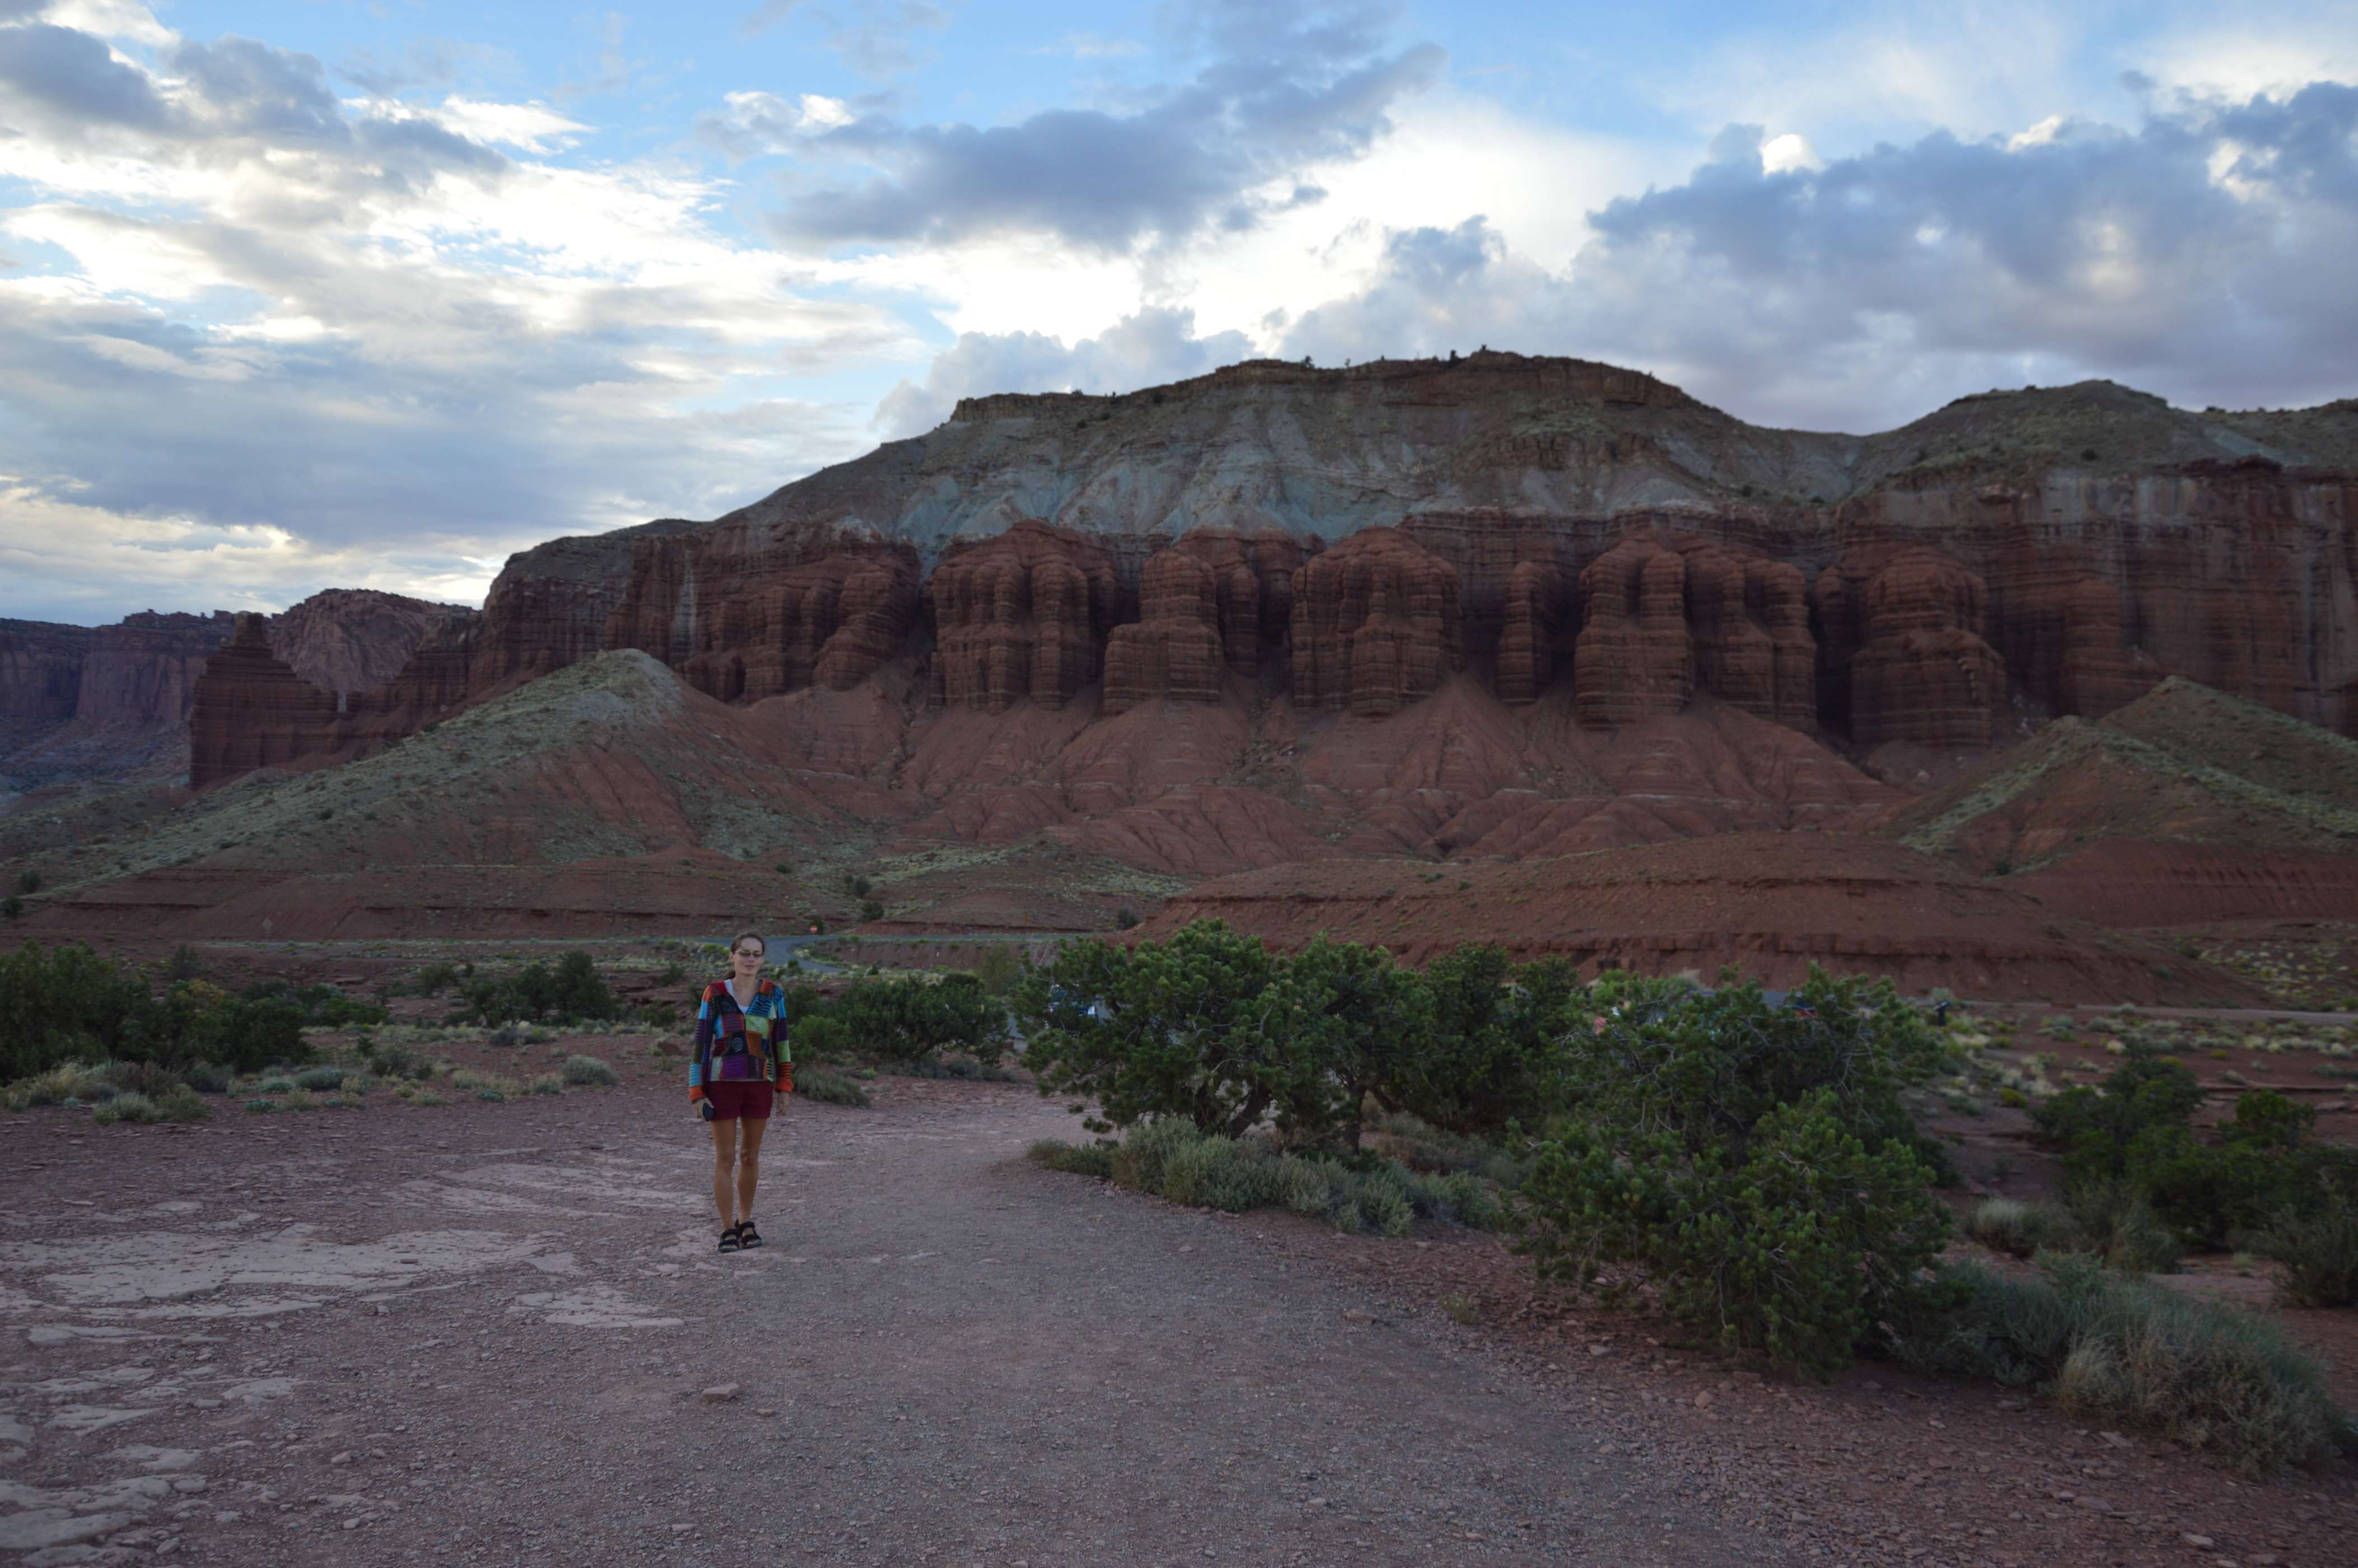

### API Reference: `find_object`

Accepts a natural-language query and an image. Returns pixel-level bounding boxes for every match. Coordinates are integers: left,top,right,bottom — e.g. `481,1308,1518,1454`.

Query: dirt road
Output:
1,1081,1758,1566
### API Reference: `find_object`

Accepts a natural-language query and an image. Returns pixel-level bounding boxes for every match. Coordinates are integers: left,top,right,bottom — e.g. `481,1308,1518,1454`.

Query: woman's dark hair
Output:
729,930,767,956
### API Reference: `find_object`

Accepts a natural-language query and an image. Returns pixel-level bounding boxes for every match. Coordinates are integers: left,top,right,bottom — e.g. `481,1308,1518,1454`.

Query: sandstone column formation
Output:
189,614,346,787
1814,546,2008,746
925,520,1120,711
1574,539,1692,726
1288,529,1464,716
1103,530,1304,711
605,522,919,702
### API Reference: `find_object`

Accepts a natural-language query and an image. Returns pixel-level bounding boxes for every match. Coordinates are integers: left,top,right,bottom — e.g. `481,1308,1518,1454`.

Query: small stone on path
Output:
700,1384,739,1403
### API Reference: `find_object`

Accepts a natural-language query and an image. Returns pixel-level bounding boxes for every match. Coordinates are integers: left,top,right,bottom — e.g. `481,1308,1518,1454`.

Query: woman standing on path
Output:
689,931,792,1252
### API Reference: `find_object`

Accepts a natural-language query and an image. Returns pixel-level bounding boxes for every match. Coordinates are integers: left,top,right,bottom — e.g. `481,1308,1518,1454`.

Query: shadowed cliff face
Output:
183,353,2358,794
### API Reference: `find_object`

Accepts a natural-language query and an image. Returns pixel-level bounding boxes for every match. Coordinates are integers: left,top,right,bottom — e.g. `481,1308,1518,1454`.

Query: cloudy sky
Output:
3,1,2355,624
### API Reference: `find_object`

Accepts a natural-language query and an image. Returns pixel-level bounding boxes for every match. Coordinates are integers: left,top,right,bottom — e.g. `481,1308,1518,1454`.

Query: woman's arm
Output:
688,986,717,1100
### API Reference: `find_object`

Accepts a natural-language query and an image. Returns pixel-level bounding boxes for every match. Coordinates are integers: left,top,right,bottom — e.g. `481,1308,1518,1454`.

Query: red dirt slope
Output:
1141,833,2269,1004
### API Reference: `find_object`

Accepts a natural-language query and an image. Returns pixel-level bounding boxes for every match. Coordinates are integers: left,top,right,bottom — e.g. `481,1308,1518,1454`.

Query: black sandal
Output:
718,1223,743,1253
735,1220,763,1250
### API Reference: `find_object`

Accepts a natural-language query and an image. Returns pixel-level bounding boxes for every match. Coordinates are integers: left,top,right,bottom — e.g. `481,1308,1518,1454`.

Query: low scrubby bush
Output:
293,1066,348,1092
1965,1197,2080,1258
562,1054,619,1087
793,1066,871,1107
2254,1190,2358,1308
529,1074,565,1096
181,1062,234,1094
1898,1254,2356,1476
91,1091,158,1125
1036,1119,1504,1238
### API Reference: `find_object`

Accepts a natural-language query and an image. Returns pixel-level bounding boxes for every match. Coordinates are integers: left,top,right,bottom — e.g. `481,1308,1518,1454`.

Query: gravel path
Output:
1,1081,1755,1567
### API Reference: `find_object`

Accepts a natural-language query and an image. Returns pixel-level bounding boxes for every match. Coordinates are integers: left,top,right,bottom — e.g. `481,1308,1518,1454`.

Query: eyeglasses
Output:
732,949,763,959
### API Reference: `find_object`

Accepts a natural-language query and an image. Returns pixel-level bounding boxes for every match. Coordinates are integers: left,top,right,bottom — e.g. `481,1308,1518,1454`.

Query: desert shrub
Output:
407,962,461,996
181,1062,234,1094
1056,1117,1479,1238
153,1086,210,1122
237,979,389,1029
1027,1139,1114,1178
162,945,206,983
1405,945,1580,1136
790,973,1006,1068
1966,1197,2082,1258
0,941,153,1080
972,946,1021,996
1113,907,1140,930
1516,968,1954,1373
2054,1178,2181,1272
102,1060,183,1098
562,1054,619,1086
858,899,885,922
1013,923,1425,1149
529,1074,565,1096
16,870,39,895
92,1091,161,1125
450,951,619,1026
1523,1089,1951,1373
185,995,310,1074
1364,1110,1525,1186
2253,1189,2358,1308
359,1039,429,1081
1897,1254,2356,1476
793,1065,871,1107
2,895,20,921
2035,1049,2355,1248
450,1069,517,1101
293,1066,348,1091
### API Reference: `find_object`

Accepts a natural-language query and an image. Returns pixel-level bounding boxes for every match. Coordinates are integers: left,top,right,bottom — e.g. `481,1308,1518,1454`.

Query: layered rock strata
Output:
605,521,919,702
1103,530,1304,711
1814,546,2007,747
146,357,2358,795
1289,529,1463,716
926,521,1120,711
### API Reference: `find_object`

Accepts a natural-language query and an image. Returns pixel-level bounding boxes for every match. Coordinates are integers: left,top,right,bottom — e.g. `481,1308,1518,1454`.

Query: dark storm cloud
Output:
1275,86,2358,430
755,3,1441,251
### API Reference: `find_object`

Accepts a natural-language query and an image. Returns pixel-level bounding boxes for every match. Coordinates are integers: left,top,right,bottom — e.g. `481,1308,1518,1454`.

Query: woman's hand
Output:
688,1085,706,1104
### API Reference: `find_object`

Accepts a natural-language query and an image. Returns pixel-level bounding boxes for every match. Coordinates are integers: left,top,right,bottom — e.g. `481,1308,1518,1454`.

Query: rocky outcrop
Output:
926,521,1119,711
1103,530,1304,711
0,620,95,735
1573,541,1691,726
189,614,347,787
605,521,920,702
1814,546,2007,747
267,590,477,697
1290,529,1463,716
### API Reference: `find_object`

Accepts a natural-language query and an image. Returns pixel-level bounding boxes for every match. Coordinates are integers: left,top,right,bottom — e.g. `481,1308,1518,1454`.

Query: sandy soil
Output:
3,1079,2352,1568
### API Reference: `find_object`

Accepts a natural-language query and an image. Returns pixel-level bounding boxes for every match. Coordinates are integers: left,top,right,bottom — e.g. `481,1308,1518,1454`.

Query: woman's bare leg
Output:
734,1115,769,1224
708,1116,737,1229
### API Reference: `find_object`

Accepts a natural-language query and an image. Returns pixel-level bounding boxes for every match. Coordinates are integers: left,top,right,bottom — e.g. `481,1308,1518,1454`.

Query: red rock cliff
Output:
1290,529,1464,716
926,521,1120,711
1103,530,1303,711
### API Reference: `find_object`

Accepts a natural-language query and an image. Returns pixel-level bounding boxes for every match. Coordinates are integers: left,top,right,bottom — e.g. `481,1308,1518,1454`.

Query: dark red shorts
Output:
706,1081,775,1121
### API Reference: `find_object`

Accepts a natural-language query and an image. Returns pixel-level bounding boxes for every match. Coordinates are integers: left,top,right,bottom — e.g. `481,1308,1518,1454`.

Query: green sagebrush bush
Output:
792,1065,872,1107
1031,1119,1505,1238
2253,1185,2358,1308
787,973,1006,1068
1516,968,1953,1375
561,1054,619,1086
1897,1254,2356,1476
